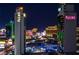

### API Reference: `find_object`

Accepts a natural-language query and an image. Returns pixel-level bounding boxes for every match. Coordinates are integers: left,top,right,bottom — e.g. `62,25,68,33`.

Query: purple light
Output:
65,16,76,20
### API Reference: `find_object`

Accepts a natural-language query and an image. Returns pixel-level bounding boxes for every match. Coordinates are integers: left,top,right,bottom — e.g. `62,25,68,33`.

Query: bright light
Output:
23,13,26,17
17,15,21,22
41,31,46,36
17,12,20,17
8,38,12,45
17,12,21,22
58,8,61,12
37,32,40,36
0,29,6,32
65,16,76,20
26,30,33,36
0,43,4,48
0,29,6,35
19,7,23,10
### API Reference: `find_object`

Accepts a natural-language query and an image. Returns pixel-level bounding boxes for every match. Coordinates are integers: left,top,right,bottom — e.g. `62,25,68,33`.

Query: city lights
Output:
23,13,26,17
41,31,46,36
17,12,21,22
17,12,21,17
19,7,23,10
0,4,78,55
58,8,61,12
65,15,76,20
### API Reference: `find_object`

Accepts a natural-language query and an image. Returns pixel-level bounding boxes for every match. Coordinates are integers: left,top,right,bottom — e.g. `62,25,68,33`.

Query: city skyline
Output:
0,3,58,31
0,4,79,31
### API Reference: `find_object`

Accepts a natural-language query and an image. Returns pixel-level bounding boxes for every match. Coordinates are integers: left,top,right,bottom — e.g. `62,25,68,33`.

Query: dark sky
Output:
25,4,59,31
0,3,78,31
0,3,59,31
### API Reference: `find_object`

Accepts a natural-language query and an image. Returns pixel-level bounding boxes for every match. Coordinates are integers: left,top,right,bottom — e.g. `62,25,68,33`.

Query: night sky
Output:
0,3,79,31
0,3,59,31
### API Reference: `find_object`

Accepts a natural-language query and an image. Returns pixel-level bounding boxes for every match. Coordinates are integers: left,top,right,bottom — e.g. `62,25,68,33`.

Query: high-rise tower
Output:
64,4,77,54
15,6,26,55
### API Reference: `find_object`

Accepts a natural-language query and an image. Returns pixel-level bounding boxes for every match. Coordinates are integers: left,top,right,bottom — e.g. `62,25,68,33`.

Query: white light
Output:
23,13,26,17
37,32,40,36
17,16,21,22
8,38,12,45
17,12,21,22
41,31,46,36
0,29,6,32
58,8,61,12
17,12,20,17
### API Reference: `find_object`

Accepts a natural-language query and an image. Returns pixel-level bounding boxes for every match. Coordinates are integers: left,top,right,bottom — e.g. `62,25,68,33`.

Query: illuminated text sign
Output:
65,16,76,20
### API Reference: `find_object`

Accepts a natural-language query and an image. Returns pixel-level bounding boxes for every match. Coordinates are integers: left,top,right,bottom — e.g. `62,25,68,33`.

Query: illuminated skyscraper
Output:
58,4,77,54
64,4,77,54
15,6,26,55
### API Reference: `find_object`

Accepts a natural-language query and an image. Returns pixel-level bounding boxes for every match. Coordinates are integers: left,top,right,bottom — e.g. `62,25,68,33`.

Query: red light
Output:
65,16,76,20
26,30,33,36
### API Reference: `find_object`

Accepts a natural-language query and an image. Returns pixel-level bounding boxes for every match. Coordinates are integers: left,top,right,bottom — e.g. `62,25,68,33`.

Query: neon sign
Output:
65,16,76,20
